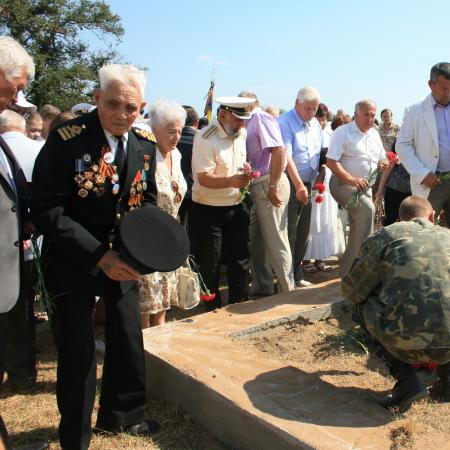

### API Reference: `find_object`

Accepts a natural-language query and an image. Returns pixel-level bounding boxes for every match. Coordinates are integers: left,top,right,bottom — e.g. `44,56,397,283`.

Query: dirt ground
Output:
244,309,450,450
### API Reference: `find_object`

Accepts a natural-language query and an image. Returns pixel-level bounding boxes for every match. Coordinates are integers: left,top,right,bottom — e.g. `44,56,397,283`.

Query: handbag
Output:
177,259,200,310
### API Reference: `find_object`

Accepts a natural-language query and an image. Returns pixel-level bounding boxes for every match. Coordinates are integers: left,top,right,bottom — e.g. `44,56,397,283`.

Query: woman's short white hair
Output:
0,37,35,82
98,64,146,98
296,86,320,104
0,110,26,133
149,99,186,130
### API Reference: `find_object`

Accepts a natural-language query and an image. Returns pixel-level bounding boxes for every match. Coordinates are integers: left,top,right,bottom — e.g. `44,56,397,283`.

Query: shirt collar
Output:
103,128,129,145
291,108,309,130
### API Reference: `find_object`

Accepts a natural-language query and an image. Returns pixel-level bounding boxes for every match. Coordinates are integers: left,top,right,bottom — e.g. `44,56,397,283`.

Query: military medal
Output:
112,174,119,182
130,186,136,197
84,180,93,190
74,174,84,184
78,188,88,198
112,184,120,195
92,164,99,172
103,152,114,164
95,174,104,184
144,162,149,171
82,153,92,164
142,181,147,190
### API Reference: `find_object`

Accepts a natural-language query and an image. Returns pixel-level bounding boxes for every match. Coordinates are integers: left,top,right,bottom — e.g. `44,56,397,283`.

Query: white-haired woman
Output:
139,99,187,328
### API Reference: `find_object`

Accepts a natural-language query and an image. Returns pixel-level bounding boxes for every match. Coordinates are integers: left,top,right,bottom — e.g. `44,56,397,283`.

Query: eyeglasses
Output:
171,180,182,203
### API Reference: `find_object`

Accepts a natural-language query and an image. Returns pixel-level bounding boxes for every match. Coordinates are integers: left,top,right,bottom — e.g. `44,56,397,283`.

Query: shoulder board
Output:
57,124,87,141
201,124,217,139
133,127,156,143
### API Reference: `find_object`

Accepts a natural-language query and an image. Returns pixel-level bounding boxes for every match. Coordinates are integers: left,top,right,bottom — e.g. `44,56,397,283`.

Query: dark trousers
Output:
189,201,250,310
52,281,145,450
384,187,411,226
0,260,36,389
287,182,312,282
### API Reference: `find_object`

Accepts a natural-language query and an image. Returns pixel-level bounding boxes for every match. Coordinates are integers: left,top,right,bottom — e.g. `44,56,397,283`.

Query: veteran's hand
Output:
97,250,140,281
230,174,250,189
348,177,369,191
295,184,309,205
377,159,390,172
421,172,440,189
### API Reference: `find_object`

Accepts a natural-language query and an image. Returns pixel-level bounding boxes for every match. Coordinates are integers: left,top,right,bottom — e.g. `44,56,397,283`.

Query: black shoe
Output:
431,363,450,402
13,441,49,450
380,379,428,412
95,419,160,436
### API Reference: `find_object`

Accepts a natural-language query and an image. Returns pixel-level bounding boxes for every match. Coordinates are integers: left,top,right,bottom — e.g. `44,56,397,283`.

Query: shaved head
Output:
399,196,434,221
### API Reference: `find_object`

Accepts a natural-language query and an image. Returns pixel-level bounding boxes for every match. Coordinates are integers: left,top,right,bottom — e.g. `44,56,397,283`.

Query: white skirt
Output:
304,168,345,260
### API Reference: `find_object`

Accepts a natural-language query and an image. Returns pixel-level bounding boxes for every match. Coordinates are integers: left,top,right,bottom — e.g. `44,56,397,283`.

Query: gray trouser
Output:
428,181,450,225
329,176,374,277
249,173,294,294
287,181,312,282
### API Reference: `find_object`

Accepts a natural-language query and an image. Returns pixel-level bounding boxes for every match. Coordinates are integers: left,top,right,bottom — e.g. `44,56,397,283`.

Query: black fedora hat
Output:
119,206,189,274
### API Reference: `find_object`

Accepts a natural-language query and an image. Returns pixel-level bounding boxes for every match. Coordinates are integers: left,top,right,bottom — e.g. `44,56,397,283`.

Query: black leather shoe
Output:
95,419,160,436
431,363,450,402
380,379,428,412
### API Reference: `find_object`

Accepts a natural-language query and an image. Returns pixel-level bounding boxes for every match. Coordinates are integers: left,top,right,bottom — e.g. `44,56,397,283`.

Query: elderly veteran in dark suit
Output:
0,36,42,450
342,196,450,413
32,64,159,450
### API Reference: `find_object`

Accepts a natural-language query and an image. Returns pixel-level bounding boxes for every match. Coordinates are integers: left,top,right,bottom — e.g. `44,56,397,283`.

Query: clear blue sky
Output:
91,0,449,122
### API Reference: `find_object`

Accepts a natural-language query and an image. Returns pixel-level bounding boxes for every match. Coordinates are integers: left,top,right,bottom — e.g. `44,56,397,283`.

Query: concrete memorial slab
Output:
143,280,396,449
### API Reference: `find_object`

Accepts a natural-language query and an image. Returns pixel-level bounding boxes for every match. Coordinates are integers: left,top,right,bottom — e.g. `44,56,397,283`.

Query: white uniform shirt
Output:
191,118,247,206
2,131,43,181
327,121,386,179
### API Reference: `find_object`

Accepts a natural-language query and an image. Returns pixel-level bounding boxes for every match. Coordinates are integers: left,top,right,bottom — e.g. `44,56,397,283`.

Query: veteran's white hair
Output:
0,36,35,82
149,98,186,130
98,64,146,98
355,99,377,113
0,109,26,133
296,86,321,104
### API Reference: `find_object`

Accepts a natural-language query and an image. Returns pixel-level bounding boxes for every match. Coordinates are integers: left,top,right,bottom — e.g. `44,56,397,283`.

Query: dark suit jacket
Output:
177,126,196,197
0,136,28,312
31,109,157,296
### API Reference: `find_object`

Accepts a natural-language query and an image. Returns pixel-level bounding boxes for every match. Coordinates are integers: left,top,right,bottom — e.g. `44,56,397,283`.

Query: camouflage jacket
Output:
342,218,450,355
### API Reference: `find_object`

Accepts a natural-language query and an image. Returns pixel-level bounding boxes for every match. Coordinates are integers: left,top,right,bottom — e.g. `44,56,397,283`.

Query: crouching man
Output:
342,196,450,412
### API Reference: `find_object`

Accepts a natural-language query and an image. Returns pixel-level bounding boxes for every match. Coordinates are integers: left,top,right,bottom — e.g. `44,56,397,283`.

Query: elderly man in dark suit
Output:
32,64,159,450
177,105,198,225
0,36,47,450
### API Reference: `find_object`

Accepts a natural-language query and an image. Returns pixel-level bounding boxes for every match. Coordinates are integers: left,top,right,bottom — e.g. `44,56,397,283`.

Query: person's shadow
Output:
244,365,393,428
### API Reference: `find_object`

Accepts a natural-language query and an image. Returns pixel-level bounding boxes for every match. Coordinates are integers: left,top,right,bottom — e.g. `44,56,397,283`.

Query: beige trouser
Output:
329,175,374,277
249,172,294,294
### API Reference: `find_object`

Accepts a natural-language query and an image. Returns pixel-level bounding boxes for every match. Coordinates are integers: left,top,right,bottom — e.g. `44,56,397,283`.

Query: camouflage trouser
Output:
353,303,450,366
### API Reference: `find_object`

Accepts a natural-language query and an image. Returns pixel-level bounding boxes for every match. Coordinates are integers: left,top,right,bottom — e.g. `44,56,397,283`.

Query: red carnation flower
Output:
314,182,326,194
200,292,216,302
386,151,398,163
315,195,324,204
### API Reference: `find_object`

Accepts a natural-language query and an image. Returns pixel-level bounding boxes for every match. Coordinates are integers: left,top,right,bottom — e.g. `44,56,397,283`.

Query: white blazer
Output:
396,94,439,199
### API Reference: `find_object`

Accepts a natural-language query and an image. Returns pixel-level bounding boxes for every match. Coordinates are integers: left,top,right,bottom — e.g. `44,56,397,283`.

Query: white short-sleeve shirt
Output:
327,121,386,179
191,118,247,206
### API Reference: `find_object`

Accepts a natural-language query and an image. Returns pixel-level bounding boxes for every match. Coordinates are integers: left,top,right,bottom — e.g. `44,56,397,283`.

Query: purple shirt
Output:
245,107,285,176
432,96,450,172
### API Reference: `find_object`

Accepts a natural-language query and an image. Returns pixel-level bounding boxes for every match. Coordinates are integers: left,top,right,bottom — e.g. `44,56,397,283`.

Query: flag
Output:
203,71,215,124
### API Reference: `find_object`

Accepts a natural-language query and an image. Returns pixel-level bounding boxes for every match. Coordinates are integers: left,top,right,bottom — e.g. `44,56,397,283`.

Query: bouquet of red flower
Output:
386,151,399,164
239,162,260,201
188,256,216,302
296,181,325,225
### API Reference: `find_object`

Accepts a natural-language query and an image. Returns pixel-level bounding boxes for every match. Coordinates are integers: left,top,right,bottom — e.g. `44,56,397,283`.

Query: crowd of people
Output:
0,34,449,450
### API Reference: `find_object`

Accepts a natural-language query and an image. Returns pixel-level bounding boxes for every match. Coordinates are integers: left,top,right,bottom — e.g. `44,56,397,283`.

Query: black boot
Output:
378,347,428,412
433,362,450,402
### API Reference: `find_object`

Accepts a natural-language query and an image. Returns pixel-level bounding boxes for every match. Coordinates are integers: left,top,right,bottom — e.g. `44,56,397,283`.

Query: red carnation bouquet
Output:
296,181,326,225
189,256,216,302
238,162,260,201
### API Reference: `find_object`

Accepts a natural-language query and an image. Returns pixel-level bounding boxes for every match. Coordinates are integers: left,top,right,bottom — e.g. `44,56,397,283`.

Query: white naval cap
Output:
71,102,96,115
215,96,256,119
14,91,37,112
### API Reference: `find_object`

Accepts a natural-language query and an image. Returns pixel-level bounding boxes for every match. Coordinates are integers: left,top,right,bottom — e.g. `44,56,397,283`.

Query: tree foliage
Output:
0,0,124,110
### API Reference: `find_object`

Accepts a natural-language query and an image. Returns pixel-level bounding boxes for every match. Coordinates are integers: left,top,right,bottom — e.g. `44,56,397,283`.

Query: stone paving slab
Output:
144,280,395,449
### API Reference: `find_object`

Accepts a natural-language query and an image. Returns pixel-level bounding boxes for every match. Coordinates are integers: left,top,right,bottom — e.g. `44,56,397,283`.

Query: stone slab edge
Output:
146,354,315,450
230,298,346,339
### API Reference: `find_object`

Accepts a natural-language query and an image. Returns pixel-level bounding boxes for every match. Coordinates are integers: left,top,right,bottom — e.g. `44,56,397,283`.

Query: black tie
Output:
114,136,126,177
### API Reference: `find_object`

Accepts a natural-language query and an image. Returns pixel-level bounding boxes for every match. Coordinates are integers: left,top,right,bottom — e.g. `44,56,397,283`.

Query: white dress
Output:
138,147,187,314
304,126,345,260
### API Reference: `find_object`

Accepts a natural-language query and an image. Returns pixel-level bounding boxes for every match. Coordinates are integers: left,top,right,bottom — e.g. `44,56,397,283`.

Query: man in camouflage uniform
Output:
342,196,450,412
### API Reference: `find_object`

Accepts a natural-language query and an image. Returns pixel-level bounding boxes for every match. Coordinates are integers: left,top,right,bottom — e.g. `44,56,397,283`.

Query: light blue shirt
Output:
432,96,450,172
278,108,322,183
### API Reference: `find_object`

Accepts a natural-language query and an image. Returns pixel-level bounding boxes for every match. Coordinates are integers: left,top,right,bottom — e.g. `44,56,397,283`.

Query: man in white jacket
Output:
396,63,450,222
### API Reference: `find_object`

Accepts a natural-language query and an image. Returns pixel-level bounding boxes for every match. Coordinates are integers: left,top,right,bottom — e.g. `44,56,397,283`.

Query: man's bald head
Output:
399,196,434,222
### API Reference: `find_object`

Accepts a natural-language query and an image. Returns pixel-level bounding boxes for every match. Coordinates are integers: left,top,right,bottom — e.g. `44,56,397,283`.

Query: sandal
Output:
303,263,318,273
315,262,332,272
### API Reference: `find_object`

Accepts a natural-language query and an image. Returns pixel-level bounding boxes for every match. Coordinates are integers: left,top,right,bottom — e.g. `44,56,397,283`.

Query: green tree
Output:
0,0,124,110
